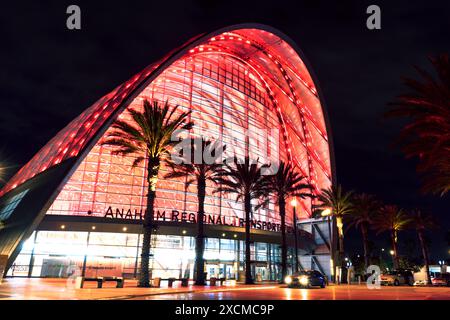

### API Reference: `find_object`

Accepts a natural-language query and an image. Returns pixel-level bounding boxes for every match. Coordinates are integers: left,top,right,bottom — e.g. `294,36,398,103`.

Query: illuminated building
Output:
0,24,335,281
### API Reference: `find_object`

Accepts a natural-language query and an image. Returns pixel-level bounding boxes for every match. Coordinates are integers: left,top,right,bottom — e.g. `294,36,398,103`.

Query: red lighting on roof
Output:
0,26,332,203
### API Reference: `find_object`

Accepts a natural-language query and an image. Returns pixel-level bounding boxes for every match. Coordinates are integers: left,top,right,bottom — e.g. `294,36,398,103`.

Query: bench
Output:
166,278,189,287
104,276,124,288
75,276,124,288
208,277,226,286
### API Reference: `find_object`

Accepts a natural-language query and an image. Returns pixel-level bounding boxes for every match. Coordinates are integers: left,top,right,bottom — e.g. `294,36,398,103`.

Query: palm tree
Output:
314,185,354,267
214,156,271,284
386,54,450,196
165,138,225,285
101,99,193,287
347,193,380,270
410,209,436,285
372,205,411,270
266,161,313,280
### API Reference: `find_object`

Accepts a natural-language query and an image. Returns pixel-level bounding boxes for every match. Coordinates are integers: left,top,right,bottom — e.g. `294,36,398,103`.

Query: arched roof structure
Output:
1,25,335,205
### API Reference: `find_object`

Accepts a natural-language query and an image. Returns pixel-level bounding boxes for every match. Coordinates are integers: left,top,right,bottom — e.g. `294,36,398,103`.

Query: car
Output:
380,269,414,286
285,270,327,288
431,273,450,286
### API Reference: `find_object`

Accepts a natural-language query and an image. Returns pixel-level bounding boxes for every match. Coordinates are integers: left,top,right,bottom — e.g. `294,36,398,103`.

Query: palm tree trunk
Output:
391,230,399,269
279,198,287,282
417,230,432,285
194,178,206,285
138,160,159,287
336,216,345,266
139,188,155,287
361,223,370,270
244,194,254,284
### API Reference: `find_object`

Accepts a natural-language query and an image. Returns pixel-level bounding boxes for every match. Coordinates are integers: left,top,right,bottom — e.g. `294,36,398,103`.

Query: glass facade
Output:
45,54,287,225
8,231,283,281
2,26,334,280
1,28,332,223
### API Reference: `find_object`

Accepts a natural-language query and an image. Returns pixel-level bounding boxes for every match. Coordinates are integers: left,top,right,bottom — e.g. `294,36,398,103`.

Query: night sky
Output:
0,1,449,260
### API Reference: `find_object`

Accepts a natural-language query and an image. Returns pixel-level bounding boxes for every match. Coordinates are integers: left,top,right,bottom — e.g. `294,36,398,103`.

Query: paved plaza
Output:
0,278,449,300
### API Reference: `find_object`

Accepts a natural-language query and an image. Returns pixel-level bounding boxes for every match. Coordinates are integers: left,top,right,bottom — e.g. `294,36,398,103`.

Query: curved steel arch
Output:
0,23,335,198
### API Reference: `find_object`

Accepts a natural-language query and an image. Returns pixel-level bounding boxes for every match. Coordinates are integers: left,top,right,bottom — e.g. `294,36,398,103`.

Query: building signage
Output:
104,206,283,232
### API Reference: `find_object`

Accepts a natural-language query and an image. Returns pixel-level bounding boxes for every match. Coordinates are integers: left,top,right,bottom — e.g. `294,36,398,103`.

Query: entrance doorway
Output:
205,261,236,279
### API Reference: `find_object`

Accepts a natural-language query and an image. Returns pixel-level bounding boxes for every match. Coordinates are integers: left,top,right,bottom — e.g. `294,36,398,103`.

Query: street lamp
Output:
389,250,395,256
291,197,299,273
321,208,332,217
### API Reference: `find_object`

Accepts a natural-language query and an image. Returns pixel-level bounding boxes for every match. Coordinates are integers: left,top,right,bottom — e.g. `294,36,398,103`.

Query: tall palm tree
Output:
386,54,450,196
314,185,354,267
214,156,271,284
410,209,436,285
372,205,411,270
165,138,225,285
266,161,313,280
102,99,193,287
347,193,380,270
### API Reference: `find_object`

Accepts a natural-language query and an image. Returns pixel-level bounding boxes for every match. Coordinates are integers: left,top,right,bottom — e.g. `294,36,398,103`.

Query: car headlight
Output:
299,276,309,286
285,276,292,284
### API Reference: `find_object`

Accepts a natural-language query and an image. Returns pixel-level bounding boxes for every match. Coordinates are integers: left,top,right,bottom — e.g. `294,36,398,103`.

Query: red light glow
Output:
0,27,332,222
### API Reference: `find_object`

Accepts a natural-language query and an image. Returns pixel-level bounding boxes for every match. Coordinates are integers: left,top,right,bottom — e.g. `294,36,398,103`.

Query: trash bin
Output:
152,277,161,288
168,277,176,287
210,277,217,286
181,278,189,287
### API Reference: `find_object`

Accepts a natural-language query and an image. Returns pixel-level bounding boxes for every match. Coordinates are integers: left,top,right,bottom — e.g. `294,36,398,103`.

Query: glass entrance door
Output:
255,266,268,281
205,263,219,279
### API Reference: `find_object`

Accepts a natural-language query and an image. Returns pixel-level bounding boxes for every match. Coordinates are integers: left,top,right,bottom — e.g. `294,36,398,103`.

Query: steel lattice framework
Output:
1,25,334,226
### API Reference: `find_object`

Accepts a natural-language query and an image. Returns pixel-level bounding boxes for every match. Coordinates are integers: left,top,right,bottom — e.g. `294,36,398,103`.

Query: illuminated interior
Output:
8,231,284,280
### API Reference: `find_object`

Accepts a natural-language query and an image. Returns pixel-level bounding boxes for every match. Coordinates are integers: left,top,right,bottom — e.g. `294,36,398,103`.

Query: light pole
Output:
291,198,299,273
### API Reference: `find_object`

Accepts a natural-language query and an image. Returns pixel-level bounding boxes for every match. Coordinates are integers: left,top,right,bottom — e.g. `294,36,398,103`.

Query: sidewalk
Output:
0,278,280,300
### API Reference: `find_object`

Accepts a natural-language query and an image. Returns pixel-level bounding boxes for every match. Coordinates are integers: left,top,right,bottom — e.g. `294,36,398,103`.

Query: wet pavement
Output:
132,284,450,300
0,278,449,300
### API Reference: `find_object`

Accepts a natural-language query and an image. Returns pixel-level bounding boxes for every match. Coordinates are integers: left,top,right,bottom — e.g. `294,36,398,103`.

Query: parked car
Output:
380,269,414,286
431,273,450,286
285,270,327,288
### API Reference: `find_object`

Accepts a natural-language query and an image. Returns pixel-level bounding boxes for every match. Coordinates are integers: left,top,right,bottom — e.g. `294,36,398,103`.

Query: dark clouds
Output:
0,0,449,259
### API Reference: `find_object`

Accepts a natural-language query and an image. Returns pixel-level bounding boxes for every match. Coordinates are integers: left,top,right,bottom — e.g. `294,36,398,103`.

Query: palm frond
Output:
385,54,450,196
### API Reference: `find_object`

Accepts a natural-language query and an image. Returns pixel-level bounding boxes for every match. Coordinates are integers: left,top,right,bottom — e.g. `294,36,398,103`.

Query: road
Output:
129,284,450,300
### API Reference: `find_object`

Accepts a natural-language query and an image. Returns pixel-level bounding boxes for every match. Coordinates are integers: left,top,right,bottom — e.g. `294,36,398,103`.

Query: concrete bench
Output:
75,276,124,288
166,278,189,287
208,277,226,286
